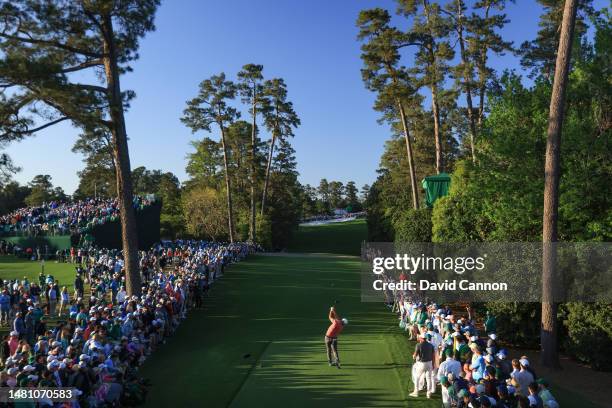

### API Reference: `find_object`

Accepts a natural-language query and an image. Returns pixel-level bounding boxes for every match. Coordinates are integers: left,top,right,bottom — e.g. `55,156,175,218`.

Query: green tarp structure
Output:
422,173,451,208
4,234,74,251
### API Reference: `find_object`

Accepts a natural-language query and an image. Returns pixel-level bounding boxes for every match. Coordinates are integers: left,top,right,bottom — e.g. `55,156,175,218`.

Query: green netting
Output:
422,173,451,208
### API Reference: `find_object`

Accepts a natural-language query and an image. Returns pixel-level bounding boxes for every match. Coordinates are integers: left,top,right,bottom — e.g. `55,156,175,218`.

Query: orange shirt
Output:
326,319,343,337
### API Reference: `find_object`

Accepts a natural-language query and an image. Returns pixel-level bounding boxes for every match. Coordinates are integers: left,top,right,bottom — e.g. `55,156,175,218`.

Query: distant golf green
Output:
0,256,79,338
287,219,367,255
0,256,76,291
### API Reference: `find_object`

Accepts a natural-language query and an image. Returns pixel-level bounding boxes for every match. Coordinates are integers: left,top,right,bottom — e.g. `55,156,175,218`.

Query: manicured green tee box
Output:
140,254,434,407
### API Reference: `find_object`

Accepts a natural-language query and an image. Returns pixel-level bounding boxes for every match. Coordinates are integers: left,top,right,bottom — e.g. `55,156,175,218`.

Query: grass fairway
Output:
140,254,433,408
0,256,77,287
1,234,602,407
0,256,79,337
287,219,367,256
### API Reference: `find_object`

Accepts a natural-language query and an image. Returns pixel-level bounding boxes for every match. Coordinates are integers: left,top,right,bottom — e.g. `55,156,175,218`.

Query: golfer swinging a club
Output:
325,305,346,368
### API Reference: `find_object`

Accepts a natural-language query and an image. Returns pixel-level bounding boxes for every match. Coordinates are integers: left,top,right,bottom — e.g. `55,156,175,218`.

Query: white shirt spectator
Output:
438,356,462,380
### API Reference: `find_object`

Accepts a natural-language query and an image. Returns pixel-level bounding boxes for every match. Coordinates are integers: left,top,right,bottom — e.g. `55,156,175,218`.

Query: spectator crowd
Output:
0,239,258,406
0,197,155,237
394,293,559,408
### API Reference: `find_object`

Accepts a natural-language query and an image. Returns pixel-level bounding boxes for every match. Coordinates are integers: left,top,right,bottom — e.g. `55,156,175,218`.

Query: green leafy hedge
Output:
562,302,612,370
483,302,541,349
483,302,612,371
393,208,432,242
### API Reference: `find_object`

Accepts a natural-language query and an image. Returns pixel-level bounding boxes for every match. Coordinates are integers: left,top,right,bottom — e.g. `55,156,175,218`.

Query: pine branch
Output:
72,83,108,94
0,32,103,58
60,59,104,74
0,116,69,139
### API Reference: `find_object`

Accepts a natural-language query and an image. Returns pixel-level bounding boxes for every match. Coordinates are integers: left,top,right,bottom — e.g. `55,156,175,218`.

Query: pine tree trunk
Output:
541,0,578,370
219,126,235,243
261,133,276,217
423,0,443,173
249,98,257,242
101,15,141,297
477,2,491,128
478,81,486,128
457,1,477,162
431,84,443,174
397,99,419,210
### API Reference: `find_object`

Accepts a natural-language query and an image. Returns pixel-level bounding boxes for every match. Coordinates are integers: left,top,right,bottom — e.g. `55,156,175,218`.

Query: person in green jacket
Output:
109,320,122,341
456,337,471,365
485,311,497,335
417,306,427,327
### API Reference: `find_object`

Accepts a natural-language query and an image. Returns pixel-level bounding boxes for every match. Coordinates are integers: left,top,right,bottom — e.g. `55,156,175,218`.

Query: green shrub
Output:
393,208,432,242
562,302,612,371
431,162,490,243
483,302,541,348
366,209,393,241
256,214,273,249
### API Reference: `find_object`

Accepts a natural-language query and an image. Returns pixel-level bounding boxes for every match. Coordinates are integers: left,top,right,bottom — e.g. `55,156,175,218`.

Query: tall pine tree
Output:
468,1,514,127
237,64,267,242
357,8,421,208
520,0,594,80
182,73,240,243
0,0,160,296
261,78,300,216
398,0,455,174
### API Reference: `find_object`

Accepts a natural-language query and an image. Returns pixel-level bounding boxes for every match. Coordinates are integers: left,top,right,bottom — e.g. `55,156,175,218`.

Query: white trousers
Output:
441,385,450,408
412,361,435,395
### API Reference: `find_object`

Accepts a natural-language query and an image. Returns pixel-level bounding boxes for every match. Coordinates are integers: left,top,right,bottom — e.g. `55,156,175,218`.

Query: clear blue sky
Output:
4,0,606,193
